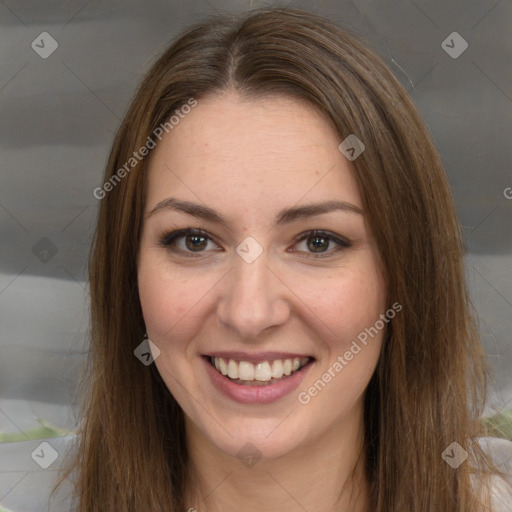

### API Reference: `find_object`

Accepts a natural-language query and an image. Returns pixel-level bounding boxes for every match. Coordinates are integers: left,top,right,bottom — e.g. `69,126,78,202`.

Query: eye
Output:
159,228,220,256
291,230,350,258
159,228,350,259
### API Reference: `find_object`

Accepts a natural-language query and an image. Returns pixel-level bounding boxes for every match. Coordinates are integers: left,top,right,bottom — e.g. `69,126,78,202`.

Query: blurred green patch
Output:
481,410,512,441
0,417,75,443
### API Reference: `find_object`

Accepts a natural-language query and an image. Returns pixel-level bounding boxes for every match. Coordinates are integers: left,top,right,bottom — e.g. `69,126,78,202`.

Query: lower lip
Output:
202,356,313,404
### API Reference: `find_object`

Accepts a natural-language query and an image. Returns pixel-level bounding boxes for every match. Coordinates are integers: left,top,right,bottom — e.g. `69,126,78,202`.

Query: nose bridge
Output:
217,244,289,339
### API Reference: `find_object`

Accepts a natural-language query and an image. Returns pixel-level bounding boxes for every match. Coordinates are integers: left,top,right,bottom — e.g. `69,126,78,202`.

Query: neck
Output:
183,409,370,512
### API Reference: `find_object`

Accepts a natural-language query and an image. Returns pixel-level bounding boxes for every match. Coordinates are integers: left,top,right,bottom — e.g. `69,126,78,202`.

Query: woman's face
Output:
138,92,387,460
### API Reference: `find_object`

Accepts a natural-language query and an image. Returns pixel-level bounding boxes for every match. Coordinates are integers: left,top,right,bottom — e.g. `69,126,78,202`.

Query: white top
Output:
1,435,511,511
477,437,512,511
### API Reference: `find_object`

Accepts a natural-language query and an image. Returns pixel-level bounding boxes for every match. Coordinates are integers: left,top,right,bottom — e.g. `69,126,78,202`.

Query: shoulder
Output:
475,436,512,512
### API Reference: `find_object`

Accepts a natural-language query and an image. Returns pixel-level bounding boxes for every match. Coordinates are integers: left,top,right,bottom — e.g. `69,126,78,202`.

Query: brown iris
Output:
185,234,208,251
307,236,329,252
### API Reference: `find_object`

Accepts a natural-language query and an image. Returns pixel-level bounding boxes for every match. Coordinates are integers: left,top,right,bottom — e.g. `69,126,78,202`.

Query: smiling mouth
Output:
207,356,313,386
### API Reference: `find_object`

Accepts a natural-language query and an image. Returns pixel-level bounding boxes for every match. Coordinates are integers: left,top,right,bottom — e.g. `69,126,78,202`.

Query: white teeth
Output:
254,361,272,381
238,361,255,381
211,356,310,382
219,357,228,376
227,359,238,379
270,359,283,379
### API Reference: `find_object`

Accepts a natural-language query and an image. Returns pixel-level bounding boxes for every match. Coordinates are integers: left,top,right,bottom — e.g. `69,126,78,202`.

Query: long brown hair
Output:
58,7,500,510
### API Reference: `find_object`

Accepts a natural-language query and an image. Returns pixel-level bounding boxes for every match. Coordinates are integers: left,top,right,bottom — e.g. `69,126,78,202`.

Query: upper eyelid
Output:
159,229,218,250
292,230,350,245
160,228,211,243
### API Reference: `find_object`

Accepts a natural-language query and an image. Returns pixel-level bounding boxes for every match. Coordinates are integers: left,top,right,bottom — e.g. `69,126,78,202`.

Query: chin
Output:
188,410,308,463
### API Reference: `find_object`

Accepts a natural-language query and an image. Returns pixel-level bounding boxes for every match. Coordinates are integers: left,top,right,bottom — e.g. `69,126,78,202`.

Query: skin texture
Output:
137,91,387,511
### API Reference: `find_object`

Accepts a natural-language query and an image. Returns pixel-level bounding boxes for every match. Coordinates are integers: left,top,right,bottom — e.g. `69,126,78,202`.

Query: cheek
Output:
293,264,386,349
137,259,199,341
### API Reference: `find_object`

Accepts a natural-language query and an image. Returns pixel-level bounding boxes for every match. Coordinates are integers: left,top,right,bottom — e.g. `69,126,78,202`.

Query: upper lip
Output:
204,351,314,364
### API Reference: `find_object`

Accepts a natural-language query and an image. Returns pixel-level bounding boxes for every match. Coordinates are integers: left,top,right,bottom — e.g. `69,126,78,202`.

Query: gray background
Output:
0,0,511,510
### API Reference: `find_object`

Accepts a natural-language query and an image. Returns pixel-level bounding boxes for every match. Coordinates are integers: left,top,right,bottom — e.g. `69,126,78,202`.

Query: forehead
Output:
145,91,363,215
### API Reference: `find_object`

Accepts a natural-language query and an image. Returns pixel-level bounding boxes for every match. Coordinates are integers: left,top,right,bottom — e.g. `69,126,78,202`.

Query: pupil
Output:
186,235,207,251
308,236,327,252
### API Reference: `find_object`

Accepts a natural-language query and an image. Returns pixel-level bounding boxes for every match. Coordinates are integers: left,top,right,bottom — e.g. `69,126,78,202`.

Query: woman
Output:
59,7,512,511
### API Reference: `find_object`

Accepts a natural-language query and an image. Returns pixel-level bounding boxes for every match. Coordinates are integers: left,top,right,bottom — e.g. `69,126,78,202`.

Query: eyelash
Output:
158,227,351,259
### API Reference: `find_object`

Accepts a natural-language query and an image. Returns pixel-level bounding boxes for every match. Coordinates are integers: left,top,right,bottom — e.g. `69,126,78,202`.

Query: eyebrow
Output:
146,198,363,226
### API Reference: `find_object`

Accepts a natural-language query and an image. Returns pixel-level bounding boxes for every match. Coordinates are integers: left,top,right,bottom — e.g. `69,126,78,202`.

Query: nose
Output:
216,247,291,340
